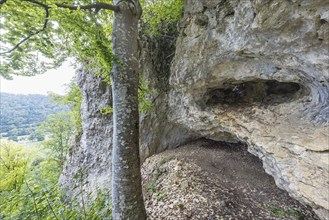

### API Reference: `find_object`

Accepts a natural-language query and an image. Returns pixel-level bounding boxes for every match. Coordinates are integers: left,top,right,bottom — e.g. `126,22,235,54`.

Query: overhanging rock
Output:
169,0,329,219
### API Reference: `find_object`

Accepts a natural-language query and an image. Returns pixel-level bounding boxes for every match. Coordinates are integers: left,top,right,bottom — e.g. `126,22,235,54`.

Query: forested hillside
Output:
0,92,66,141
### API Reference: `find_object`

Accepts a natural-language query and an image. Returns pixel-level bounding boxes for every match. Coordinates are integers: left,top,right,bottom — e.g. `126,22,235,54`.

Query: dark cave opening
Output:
205,80,303,106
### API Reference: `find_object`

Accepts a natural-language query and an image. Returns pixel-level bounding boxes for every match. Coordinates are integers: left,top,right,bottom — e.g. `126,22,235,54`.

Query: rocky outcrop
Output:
59,68,113,197
139,32,196,161
60,31,195,196
60,0,328,218
169,0,329,219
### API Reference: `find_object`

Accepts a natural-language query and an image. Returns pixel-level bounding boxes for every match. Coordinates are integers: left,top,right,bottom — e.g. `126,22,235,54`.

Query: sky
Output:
0,61,76,95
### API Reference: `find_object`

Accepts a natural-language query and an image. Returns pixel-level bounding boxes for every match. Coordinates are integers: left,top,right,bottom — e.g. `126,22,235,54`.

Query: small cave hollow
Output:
205,80,303,106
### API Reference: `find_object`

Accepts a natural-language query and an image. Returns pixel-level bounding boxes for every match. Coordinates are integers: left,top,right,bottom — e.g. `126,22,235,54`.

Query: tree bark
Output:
111,0,146,219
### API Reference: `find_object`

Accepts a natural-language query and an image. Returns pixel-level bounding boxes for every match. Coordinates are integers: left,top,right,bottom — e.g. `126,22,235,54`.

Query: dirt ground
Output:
142,139,319,220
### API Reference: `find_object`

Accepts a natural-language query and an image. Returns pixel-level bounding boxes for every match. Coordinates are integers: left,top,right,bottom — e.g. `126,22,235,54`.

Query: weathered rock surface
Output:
59,68,113,197
139,32,196,161
169,0,329,219
60,0,329,218
59,32,195,196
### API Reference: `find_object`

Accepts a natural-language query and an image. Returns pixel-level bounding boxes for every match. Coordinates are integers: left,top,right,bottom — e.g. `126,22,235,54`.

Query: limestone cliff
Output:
59,68,113,198
169,0,329,218
59,30,194,198
139,31,196,161
60,0,329,219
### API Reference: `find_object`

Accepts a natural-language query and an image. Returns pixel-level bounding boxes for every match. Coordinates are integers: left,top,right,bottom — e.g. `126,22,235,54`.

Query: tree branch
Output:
0,0,49,55
0,0,118,55
25,0,119,12
55,2,119,12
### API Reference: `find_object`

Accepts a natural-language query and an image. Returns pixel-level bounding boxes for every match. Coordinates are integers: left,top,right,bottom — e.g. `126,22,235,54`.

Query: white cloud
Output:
0,61,76,95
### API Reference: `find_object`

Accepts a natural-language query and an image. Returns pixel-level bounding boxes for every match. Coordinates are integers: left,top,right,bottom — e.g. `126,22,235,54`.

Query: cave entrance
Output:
148,139,319,219
205,80,303,106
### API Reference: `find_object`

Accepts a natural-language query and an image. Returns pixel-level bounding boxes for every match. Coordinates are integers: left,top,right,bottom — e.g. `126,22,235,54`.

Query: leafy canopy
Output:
0,140,112,220
0,0,114,79
0,140,31,192
38,111,75,168
48,82,83,132
0,0,184,79
141,0,184,35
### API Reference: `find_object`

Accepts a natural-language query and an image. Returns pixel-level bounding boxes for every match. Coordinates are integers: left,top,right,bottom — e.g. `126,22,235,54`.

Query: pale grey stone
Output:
60,1,329,219
169,1,329,219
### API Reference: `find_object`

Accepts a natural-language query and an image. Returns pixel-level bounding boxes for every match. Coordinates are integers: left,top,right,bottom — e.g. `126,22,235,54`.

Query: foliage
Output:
0,0,114,79
100,106,113,116
36,83,82,169
38,112,75,168
0,0,67,79
29,131,45,142
0,140,31,192
0,0,184,119
1,0,184,78
0,0,186,218
146,180,157,195
269,207,305,219
0,140,112,219
0,93,66,141
48,82,83,132
0,87,110,219
141,0,184,35
139,78,155,112
145,158,171,197
98,77,154,115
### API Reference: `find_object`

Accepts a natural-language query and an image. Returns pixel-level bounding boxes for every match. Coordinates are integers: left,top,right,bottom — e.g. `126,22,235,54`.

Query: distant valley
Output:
0,92,66,142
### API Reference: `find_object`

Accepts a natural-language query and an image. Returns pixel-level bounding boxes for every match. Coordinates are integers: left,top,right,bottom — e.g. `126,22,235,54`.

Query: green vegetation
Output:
141,0,184,35
100,106,113,116
0,0,184,81
0,140,112,220
146,180,157,195
269,207,305,219
146,157,174,197
0,84,108,219
0,92,66,142
37,82,82,168
270,207,286,218
0,0,113,80
138,78,155,113
38,112,75,168
156,191,167,202
1,0,184,218
158,156,175,166
48,82,83,133
0,141,31,192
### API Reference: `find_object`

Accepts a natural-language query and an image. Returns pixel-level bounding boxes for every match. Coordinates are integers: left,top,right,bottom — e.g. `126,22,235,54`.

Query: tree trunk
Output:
111,0,146,219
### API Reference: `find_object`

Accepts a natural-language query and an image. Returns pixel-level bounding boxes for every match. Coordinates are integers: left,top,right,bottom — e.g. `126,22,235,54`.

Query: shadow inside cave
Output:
204,80,305,107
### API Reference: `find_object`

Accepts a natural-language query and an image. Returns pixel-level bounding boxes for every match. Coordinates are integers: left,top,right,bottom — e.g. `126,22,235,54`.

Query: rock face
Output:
139,32,196,161
59,33,195,197
169,0,329,219
60,0,329,218
59,68,113,197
